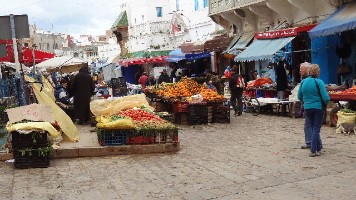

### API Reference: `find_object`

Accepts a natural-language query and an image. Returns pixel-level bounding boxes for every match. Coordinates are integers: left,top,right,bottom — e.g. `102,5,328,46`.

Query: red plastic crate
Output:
173,101,189,113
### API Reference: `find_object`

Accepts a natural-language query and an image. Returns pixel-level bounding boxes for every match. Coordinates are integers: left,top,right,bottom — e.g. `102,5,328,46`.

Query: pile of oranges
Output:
155,78,225,101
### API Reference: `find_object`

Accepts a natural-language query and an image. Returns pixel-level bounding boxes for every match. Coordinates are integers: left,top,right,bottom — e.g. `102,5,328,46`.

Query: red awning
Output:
0,39,55,65
118,56,169,67
20,47,55,65
254,24,317,39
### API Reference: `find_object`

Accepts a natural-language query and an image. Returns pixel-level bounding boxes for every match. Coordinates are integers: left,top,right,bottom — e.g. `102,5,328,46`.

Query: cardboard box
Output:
6,104,54,123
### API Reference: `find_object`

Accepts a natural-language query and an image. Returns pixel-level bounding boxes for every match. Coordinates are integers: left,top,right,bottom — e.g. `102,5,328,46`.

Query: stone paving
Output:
1,114,356,200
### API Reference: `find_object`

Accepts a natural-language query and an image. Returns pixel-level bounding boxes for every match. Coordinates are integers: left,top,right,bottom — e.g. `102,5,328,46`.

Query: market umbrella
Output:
36,56,86,73
165,48,186,63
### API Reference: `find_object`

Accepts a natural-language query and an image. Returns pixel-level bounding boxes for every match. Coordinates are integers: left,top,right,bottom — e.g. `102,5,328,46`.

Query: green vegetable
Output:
340,108,355,113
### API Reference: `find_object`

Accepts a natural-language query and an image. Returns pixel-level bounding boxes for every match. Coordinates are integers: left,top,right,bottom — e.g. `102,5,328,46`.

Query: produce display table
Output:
329,94,356,101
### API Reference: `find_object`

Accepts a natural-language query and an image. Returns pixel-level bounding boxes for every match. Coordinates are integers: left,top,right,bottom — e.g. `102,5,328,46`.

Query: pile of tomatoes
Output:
119,109,163,122
329,86,356,95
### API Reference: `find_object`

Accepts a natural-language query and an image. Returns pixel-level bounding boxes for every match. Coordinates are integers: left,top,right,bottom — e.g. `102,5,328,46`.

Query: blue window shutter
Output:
176,0,180,11
203,0,208,8
156,7,163,17
194,0,199,11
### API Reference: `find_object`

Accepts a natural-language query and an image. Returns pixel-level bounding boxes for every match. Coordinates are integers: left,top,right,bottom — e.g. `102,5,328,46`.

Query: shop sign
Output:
255,24,316,39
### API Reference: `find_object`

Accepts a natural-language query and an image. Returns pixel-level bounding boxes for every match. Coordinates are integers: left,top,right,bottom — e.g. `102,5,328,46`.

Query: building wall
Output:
98,38,121,59
29,25,65,54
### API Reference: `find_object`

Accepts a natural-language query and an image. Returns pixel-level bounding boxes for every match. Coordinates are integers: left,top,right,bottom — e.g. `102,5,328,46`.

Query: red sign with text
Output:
255,24,317,39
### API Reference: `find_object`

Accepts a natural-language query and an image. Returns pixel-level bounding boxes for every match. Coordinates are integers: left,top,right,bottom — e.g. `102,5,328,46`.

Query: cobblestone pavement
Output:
1,114,356,200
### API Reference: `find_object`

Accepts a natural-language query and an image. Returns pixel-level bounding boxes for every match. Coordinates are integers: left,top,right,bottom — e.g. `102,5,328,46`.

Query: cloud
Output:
0,0,122,36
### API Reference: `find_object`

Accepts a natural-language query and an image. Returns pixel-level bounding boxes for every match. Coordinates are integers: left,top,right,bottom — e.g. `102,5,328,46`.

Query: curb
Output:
0,143,180,161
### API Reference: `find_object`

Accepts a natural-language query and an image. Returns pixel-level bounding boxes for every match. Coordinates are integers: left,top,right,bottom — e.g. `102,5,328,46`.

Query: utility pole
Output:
9,14,20,72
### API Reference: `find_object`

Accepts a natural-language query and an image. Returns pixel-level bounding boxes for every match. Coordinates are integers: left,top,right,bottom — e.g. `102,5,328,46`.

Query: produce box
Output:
97,129,132,146
173,101,189,113
174,113,188,125
213,105,230,123
127,128,178,145
13,146,52,169
153,101,171,112
188,104,208,125
11,131,49,149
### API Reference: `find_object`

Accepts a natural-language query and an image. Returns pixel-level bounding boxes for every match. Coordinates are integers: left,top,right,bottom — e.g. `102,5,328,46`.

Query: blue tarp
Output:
309,3,356,38
185,52,211,60
234,37,295,62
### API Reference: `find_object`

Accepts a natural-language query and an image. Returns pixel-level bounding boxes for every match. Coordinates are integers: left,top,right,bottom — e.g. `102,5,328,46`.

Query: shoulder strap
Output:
314,78,326,106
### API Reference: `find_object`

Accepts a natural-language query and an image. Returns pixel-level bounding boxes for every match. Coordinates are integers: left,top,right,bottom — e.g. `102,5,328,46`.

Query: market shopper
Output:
298,64,330,157
158,69,170,84
276,59,288,99
55,79,70,105
71,64,95,124
229,67,245,116
138,72,149,90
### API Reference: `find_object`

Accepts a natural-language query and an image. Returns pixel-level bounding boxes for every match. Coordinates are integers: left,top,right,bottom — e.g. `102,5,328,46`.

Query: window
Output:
156,7,163,17
194,0,199,11
203,0,208,8
176,0,180,11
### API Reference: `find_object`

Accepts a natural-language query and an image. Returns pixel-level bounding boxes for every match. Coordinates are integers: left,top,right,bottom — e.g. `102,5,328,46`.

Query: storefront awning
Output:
165,48,186,63
180,41,205,53
204,35,232,52
309,3,356,38
234,37,295,62
118,56,168,67
185,52,211,60
225,31,255,55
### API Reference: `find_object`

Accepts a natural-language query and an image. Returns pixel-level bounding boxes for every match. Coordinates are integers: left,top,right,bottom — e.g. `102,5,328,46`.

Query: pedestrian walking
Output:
298,64,330,157
229,66,245,116
70,64,95,124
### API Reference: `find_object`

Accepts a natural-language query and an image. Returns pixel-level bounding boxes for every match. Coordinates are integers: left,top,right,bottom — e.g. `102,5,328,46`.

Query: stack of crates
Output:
187,103,208,125
11,131,51,169
213,105,230,123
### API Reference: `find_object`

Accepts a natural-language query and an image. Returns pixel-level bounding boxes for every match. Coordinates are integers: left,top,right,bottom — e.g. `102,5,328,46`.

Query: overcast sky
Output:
0,0,123,37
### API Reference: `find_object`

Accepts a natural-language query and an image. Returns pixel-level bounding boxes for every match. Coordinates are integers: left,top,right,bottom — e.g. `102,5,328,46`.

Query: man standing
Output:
229,66,245,116
71,64,95,124
158,69,170,84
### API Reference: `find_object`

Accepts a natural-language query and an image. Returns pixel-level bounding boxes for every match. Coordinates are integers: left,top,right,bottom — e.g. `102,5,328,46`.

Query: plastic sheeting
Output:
6,122,60,138
25,76,79,142
90,93,153,117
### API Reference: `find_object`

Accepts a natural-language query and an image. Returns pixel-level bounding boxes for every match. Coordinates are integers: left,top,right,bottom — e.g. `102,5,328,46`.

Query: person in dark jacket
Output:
158,69,170,84
229,67,245,116
55,79,70,105
70,64,95,124
276,59,288,99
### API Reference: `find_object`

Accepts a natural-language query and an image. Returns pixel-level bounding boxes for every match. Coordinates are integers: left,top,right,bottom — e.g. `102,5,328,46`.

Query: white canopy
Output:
36,56,86,73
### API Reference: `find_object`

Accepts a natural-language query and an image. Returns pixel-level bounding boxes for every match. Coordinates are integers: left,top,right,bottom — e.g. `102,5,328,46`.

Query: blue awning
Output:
234,37,295,62
185,52,211,60
224,31,255,55
309,3,356,38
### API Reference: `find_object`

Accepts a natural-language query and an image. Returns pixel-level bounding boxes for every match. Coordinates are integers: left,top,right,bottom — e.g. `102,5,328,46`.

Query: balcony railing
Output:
130,21,171,36
209,0,266,15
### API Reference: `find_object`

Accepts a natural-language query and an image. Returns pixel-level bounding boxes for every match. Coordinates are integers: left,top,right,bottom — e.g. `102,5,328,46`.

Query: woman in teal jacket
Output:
298,64,330,157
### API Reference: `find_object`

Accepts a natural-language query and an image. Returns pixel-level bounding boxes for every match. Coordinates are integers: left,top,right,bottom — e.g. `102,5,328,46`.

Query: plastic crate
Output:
127,130,156,145
173,101,189,113
213,105,230,123
13,149,50,169
187,104,208,125
97,129,131,146
174,113,188,125
11,131,48,150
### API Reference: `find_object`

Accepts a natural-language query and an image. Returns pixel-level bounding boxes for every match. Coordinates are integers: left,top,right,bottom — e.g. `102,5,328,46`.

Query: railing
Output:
130,21,171,36
209,0,266,15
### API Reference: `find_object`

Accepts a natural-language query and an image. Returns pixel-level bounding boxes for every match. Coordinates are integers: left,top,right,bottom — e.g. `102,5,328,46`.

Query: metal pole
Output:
9,14,20,72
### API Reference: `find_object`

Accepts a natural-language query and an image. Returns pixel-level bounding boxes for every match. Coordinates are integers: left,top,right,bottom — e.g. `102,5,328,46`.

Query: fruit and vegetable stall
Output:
90,94,179,146
328,86,356,130
144,78,230,125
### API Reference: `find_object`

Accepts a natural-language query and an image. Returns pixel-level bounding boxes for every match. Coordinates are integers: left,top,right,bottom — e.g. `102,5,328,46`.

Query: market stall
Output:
90,94,179,145
145,78,230,125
